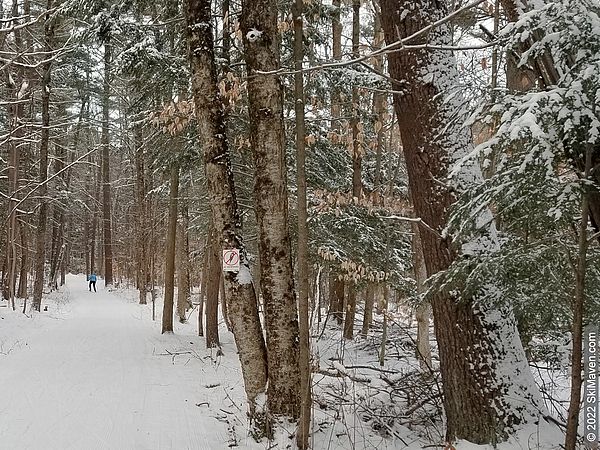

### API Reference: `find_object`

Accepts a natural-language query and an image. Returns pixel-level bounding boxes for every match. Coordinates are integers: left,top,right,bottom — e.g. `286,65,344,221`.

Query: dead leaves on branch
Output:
311,188,409,216
149,74,243,136
150,99,195,136
317,246,391,283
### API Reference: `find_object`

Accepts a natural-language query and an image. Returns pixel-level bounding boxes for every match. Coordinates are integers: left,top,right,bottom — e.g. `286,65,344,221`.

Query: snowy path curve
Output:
0,275,238,450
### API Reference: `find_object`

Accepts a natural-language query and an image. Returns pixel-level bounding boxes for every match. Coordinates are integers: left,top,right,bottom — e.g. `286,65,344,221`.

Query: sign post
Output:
222,249,240,272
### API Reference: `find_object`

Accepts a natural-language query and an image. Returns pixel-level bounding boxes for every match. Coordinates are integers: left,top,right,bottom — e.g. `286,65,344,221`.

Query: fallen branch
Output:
317,362,372,383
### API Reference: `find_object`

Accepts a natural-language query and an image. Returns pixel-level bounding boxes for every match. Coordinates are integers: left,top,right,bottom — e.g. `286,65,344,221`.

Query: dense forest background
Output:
1,0,600,447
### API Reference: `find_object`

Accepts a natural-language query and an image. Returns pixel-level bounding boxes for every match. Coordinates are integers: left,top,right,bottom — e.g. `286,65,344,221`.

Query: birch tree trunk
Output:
379,0,543,443
184,0,267,413
241,0,301,418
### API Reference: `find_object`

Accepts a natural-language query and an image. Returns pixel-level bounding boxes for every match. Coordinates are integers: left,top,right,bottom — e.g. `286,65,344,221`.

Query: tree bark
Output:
184,0,267,412
48,138,66,291
161,164,179,334
372,3,386,195
329,274,344,325
5,0,27,309
134,125,148,304
361,283,374,337
294,0,311,442
32,0,55,312
17,222,28,299
241,0,301,419
379,0,543,443
176,218,190,323
331,0,342,126
205,232,221,349
343,284,356,339
565,144,592,450
101,41,113,287
198,238,208,337
412,222,432,372
351,0,362,199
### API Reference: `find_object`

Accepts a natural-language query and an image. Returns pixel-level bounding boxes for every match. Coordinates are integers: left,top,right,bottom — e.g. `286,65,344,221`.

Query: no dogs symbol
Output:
222,249,240,272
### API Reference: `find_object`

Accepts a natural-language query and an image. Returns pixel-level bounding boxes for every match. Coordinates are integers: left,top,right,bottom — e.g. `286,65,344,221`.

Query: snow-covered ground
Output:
0,274,257,450
0,275,566,449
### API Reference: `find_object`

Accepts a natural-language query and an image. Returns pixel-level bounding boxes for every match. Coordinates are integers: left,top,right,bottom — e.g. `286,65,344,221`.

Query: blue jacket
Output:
89,274,97,282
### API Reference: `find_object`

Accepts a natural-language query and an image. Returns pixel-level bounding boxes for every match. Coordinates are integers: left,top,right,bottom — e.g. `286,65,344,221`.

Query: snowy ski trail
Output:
0,275,235,450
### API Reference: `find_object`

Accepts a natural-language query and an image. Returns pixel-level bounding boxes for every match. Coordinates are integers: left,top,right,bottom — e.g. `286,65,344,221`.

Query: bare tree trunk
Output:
379,0,543,442
372,3,386,196
344,284,356,339
331,0,342,126
565,144,592,450
361,283,374,337
412,222,432,372
5,0,26,309
48,138,66,291
176,218,190,323
101,41,113,287
241,0,301,419
220,275,232,332
32,0,55,312
198,240,208,337
184,0,267,413
17,222,28,299
378,284,388,366
294,0,311,442
134,125,148,304
351,0,362,199
89,161,100,275
329,274,344,325
205,233,221,349
162,164,179,334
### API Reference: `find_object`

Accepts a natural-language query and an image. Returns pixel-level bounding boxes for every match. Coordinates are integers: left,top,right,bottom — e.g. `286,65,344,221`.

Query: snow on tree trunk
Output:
184,0,267,413
379,0,544,443
241,0,301,418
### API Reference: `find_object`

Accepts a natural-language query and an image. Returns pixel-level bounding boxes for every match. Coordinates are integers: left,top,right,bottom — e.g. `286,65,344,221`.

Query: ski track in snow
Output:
0,275,232,450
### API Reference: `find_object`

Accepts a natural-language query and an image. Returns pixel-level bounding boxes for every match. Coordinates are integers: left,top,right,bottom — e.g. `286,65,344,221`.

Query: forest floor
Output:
0,275,564,449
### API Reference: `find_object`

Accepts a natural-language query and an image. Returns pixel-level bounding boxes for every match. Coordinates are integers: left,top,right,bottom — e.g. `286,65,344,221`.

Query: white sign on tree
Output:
222,249,240,272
